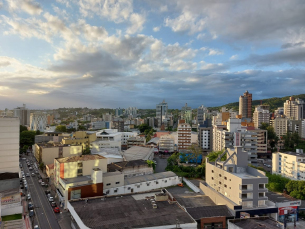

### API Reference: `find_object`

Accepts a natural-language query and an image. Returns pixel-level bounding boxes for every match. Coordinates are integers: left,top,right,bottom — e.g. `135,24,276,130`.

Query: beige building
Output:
0,117,20,173
127,136,146,148
204,147,268,212
178,120,191,151
61,131,97,148
249,129,267,154
253,106,269,129
270,117,288,137
284,97,304,120
272,150,305,180
159,134,175,153
34,143,82,165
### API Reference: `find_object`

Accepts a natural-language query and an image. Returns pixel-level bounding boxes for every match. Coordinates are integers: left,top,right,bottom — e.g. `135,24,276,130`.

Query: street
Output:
21,154,61,229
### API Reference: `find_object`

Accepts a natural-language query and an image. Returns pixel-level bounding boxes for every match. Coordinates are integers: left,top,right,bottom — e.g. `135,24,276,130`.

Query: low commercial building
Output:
228,217,284,229
107,159,153,178
35,132,67,144
127,136,146,148
33,143,82,165
90,140,121,151
122,146,154,161
0,173,23,218
159,134,175,153
68,191,197,229
202,147,278,218
91,148,123,164
272,150,305,180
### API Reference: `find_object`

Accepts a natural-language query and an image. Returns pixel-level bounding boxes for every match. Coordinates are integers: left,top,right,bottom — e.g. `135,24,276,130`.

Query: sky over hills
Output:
0,0,305,109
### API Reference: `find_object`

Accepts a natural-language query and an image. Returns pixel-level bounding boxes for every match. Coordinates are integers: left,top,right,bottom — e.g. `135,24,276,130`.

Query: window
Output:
212,170,214,173
106,183,111,186
156,181,159,184
241,185,247,190
259,192,265,198
219,181,221,184
259,184,265,189
164,180,167,183
114,189,118,193
115,182,120,184
147,183,150,186
219,174,222,177
128,187,131,190
211,177,214,180
224,184,227,188
224,177,227,180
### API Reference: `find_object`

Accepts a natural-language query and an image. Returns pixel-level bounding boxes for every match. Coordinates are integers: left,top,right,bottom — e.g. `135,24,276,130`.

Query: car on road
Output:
29,210,34,217
34,225,39,229
53,207,60,213
26,173,30,177
41,182,45,186
35,170,39,174
45,190,50,195
31,173,35,177
29,167,33,170
51,202,57,208
28,202,34,210
49,196,54,202
27,194,31,200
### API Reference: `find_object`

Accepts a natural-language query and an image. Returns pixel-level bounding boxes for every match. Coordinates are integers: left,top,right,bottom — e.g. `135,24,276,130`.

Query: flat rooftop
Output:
124,171,177,185
186,205,233,220
107,159,148,172
61,176,91,184
69,192,195,229
173,193,216,208
229,217,281,229
265,191,299,203
279,151,305,157
56,154,106,163
123,146,153,161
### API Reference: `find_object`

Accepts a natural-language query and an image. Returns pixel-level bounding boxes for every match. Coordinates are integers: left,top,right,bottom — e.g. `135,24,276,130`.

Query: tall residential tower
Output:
239,91,252,119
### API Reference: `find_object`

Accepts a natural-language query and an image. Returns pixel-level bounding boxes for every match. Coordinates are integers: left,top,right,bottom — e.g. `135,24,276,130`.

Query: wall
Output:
68,183,103,200
103,173,125,189
0,118,19,173
182,178,200,193
123,165,153,178
201,216,226,229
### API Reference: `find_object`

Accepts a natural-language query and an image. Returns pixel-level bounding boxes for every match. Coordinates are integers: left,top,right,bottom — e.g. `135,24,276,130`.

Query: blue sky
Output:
0,0,305,109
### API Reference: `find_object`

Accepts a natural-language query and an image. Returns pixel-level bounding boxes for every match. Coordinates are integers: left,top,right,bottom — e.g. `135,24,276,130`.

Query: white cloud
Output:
6,0,42,15
153,26,160,32
126,13,145,34
27,90,49,95
55,0,70,8
160,5,168,12
0,86,9,90
0,60,10,67
230,55,238,60
82,73,93,78
208,49,223,56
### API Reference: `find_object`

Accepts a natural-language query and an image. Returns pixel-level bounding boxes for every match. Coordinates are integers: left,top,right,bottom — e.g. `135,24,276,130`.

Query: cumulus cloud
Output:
0,61,10,67
126,13,145,34
6,0,42,15
153,26,160,32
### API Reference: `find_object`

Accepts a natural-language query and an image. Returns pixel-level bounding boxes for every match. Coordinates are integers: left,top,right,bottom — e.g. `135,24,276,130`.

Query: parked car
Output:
51,202,57,208
41,182,45,186
48,197,54,202
28,202,34,210
45,190,50,195
35,170,39,174
27,194,31,200
31,173,35,177
26,173,30,177
53,207,60,213
29,210,34,217
34,225,39,229
29,167,33,170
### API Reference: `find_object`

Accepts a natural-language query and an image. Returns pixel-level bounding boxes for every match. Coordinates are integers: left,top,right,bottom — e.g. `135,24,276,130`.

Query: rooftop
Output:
0,172,19,180
265,191,300,204
61,176,91,185
69,192,195,229
46,164,54,169
0,173,20,192
186,205,233,220
56,154,106,163
107,159,148,172
123,146,154,161
228,217,282,229
278,151,305,157
173,193,216,208
124,171,177,185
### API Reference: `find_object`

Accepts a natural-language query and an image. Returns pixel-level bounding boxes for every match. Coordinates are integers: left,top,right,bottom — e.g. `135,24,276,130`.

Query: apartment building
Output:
127,136,146,148
115,107,123,117
270,116,288,137
284,97,305,120
248,129,267,154
253,105,270,129
178,120,192,151
239,91,252,119
302,120,305,138
13,104,30,126
34,143,82,165
272,150,305,180
61,131,97,148
181,103,192,125
202,147,273,218
159,134,175,153
112,119,124,132
288,119,303,136
156,100,168,127
30,112,47,132
0,117,19,173
197,105,208,125
198,123,213,154
91,121,111,129
54,155,112,208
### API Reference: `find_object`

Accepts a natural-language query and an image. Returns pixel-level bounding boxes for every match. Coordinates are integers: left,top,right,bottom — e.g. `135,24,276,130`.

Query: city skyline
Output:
1,1,305,109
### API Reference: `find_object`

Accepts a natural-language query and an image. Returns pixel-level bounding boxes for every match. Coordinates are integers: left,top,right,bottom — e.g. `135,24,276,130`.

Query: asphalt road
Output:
154,155,168,173
21,155,60,229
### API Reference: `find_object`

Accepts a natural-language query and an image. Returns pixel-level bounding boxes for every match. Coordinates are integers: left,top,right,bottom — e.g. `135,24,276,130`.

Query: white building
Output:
253,106,270,129
91,140,121,151
270,117,288,137
30,112,47,132
0,117,20,173
159,135,175,153
13,104,30,126
272,150,305,180
284,97,305,120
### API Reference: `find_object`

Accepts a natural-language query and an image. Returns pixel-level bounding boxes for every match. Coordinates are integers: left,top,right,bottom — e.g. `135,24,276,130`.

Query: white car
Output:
41,182,45,186
27,194,31,200
48,196,54,202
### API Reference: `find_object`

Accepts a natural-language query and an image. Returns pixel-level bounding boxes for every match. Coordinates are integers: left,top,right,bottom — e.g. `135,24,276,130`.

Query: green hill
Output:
209,94,305,112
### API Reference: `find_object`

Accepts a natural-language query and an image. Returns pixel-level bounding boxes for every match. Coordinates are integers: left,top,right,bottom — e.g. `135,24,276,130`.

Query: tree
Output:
78,125,86,130
207,150,226,162
146,160,156,170
282,132,301,151
138,124,152,133
83,147,91,155
20,125,28,132
55,125,67,132
260,122,269,130
20,130,37,146
266,126,278,150
39,162,45,171
187,144,203,164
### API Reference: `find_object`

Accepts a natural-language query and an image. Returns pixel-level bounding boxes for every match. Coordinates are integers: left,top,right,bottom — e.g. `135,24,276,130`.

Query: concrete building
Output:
272,150,305,180
197,105,208,125
54,155,108,208
202,147,275,218
0,109,14,117
47,114,54,125
112,119,124,132
68,190,196,229
248,129,267,155
0,117,19,173
115,107,123,117
228,217,284,229
284,97,305,120
156,100,168,127
125,107,137,116
127,136,146,148
91,121,110,129
33,143,82,165
253,105,270,129
239,91,252,119
302,120,305,138
178,120,192,151
270,116,288,137
122,146,154,161
159,134,175,153
198,121,213,154
13,104,30,126
30,112,47,132
35,132,68,144
181,103,192,125
102,113,112,121
61,131,97,148
288,119,302,136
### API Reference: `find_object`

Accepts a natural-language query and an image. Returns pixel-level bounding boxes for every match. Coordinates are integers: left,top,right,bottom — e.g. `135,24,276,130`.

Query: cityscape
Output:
1,1,305,229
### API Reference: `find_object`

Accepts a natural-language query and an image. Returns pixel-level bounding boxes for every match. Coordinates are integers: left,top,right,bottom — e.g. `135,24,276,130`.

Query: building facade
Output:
178,120,191,151
253,105,269,129
239,91,252,119
13,104,30,126
197,105,208,125
284,97,305,120
30,112,47,132
156,100,168,127
159,134,175,153
181,103,192,125
270,117,288,137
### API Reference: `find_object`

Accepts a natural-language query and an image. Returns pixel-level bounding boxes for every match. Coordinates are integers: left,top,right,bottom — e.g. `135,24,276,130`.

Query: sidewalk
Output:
286,220,305,229
22,197,31,229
